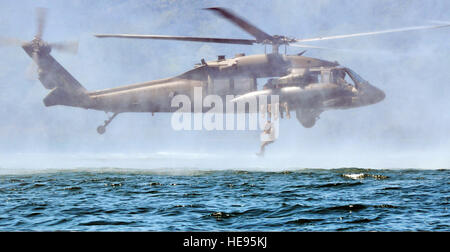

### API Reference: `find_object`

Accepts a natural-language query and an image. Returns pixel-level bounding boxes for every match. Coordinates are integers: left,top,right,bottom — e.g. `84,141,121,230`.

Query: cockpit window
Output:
331,69,345,83
330,68,354,87
287,68,364,87
345,68,366,83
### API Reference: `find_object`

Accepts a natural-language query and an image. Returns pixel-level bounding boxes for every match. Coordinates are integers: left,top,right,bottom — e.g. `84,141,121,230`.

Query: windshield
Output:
345,68,366,83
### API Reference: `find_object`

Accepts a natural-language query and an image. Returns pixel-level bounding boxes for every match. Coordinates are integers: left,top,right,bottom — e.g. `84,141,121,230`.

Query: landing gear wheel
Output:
97,125,106,135
96,112,119,135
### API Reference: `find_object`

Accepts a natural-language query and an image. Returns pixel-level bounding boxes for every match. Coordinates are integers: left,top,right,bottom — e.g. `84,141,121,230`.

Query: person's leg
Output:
257,141,269,156
257,141,274,157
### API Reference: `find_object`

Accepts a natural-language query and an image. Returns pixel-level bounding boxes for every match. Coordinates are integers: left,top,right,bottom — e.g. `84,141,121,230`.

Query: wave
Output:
0,152,447,175
312,204,399,214
342,173,389,180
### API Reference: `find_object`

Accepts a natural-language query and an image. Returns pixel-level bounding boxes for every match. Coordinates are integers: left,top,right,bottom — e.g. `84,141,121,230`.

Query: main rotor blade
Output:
36,7,48,39
428,20,450,25
94,34,256,45
290,44,337,50
290,43,387,54
204,7,273,42
0,37,25,47
291,43,375,52
295,23,450,43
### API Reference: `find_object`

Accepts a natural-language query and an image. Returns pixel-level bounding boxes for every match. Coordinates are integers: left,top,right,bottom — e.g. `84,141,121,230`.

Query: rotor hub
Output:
30,37,51,54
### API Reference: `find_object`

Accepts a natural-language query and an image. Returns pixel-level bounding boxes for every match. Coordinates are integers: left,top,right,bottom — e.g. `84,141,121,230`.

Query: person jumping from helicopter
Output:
257,103,279,157
257,119,276,157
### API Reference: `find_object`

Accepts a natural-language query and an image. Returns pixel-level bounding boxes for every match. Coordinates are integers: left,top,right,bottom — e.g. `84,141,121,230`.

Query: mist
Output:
0,0,449,171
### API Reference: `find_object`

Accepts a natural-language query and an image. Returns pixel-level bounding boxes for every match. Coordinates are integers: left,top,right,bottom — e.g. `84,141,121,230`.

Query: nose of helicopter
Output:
356,81,386,105
370,83,386,103
344,67,385,105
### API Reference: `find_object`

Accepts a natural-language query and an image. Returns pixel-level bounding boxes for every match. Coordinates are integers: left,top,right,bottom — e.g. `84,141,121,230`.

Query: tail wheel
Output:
97,125,106,134
96,112,120,135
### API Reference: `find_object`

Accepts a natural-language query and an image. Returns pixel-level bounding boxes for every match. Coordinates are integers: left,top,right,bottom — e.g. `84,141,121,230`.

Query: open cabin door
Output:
206,76,257,96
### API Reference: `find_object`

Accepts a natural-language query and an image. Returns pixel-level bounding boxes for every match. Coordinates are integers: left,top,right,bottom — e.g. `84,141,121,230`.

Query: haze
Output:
0,0,449,171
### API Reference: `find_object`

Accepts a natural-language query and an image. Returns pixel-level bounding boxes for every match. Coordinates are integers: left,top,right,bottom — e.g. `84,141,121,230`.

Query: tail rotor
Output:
0,7,79,79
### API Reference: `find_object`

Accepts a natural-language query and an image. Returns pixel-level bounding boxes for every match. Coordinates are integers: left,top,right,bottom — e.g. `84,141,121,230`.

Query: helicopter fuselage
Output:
22,41,385,132
84,53,384,114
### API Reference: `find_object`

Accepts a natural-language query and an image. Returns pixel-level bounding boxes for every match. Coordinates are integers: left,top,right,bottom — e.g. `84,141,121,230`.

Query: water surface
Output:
0,167,448,231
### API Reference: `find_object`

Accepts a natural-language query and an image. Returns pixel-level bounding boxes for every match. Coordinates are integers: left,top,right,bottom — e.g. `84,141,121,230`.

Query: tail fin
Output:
23,43,92,108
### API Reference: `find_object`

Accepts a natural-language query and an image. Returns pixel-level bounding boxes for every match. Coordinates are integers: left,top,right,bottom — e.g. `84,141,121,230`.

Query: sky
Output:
0,0,449,169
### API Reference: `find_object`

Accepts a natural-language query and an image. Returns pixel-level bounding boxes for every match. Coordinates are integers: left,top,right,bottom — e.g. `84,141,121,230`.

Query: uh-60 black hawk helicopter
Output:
2,7,449,134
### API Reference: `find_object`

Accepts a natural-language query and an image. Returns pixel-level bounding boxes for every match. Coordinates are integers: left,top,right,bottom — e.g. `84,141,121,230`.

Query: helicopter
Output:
1,7,449,134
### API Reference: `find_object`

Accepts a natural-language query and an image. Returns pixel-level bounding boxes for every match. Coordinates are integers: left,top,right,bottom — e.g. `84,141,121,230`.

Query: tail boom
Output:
22,41,92,108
